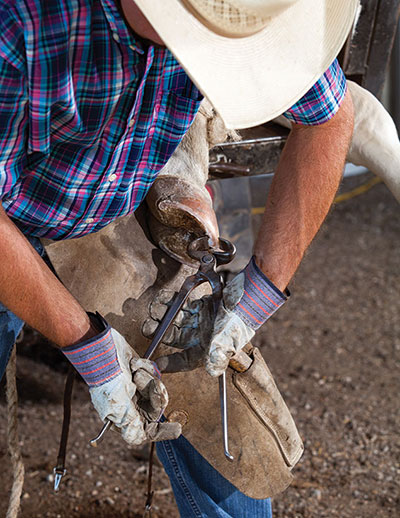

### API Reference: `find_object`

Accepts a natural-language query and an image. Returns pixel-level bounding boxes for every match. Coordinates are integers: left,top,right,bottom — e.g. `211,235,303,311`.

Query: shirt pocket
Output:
158,91,202,136
143,91,202,176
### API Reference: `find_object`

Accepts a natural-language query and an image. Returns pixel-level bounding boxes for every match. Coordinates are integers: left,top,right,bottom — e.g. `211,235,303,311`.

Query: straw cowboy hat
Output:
133,0,360,128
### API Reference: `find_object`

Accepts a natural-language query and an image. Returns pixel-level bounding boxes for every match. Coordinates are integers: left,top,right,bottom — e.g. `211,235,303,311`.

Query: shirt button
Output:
85,218,94,224
113,33,120,42
108,173,117,182
149,127,155,135
128,119,135,128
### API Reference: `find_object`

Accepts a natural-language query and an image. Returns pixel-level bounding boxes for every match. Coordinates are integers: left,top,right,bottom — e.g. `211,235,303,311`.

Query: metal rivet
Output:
201,254,213,264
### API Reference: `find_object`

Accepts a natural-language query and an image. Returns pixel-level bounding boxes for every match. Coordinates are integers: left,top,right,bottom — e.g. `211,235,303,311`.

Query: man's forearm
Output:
0,206,95,347
254,90,354,291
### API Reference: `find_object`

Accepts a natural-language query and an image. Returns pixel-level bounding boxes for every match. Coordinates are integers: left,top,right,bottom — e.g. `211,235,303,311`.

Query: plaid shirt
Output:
284,59,347,125
0,0,346,240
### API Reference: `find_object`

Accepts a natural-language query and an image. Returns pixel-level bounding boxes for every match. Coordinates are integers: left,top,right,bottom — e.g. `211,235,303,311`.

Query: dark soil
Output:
1,176,399,517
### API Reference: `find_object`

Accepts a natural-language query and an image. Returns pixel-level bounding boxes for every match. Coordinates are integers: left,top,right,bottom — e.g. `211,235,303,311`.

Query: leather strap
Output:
143,442,155,517
53,366,75,492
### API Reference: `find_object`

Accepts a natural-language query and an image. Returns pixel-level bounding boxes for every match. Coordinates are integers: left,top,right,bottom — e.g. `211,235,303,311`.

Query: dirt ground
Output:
0,176,399,518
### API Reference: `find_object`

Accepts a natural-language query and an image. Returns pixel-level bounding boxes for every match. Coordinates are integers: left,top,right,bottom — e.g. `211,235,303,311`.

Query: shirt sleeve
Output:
0,56,28,200
283,59,347,126
0,4,28,200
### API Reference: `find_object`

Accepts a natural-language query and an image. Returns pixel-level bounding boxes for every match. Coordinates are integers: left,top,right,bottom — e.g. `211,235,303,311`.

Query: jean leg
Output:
156,434,272,518
0,305,24,382
0,236,44,382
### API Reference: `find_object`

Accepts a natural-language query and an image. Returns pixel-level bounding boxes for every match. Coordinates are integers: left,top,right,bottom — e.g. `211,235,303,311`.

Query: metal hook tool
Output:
90,236,236,461
219,371,234,461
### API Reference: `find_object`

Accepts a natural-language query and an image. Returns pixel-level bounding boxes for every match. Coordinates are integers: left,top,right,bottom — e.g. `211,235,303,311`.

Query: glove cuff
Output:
232,257,287,330
62,313,121,387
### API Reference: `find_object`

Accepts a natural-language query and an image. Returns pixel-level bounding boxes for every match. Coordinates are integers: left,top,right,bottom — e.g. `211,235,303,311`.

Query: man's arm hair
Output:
0,205,97,347
253,89,354,291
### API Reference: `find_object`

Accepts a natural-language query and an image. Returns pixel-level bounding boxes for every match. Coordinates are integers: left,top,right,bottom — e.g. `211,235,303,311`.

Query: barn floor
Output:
0,176,399,517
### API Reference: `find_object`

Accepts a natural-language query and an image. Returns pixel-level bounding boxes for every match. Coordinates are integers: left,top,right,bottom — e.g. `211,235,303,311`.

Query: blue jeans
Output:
157,437,272,517
0,237,272,518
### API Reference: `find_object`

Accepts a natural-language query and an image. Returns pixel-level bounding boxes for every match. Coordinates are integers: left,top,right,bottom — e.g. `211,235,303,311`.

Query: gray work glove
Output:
143,289,216,373
62,314,181,445
143,257,287,377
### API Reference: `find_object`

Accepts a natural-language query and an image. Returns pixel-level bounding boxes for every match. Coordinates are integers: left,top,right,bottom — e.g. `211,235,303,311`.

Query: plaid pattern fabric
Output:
0,0,346,240
0,0,202,239
233,257,287,331
283,59,347,125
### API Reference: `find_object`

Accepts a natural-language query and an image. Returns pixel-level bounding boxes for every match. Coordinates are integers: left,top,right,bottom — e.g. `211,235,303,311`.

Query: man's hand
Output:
143,291,216,373
203,271,256,377
63,313,181,445
145,257,286,377
145,91,354,376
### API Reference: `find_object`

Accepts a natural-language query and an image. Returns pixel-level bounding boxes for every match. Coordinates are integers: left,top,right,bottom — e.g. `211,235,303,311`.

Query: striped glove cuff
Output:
62,313,122,387
232,257,288,331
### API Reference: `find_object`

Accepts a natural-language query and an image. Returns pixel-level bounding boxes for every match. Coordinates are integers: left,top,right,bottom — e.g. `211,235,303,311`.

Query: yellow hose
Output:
251,176,382,215
333,176,382,204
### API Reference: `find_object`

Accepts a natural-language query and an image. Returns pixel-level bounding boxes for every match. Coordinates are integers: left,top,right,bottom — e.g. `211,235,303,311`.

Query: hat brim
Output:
134,0,359,129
